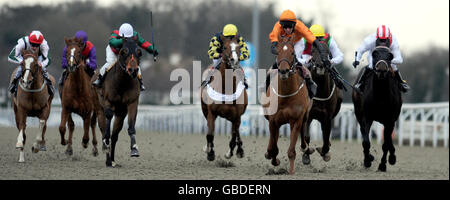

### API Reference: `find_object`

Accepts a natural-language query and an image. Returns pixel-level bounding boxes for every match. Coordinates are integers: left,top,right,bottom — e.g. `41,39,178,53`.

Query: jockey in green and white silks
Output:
92,23,158,91
8,30,54,96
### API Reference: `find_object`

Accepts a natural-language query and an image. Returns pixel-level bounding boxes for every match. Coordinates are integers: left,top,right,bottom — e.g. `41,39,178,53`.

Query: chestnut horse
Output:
262,35,313,174
58,37,102,156
201,35,248,161
302,40,343,164
10,49,55,162
352,45,402,172
94,38,142,167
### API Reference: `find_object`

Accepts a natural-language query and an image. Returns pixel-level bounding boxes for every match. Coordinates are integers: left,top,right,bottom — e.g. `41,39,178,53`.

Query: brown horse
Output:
10,49,55,162
94,37,142,167
200,35,248,161
262,35,313,175
58,37,102,156
302,40,343,164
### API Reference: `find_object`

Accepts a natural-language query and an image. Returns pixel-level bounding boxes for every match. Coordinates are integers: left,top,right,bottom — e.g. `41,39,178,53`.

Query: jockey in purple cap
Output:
59,30,97,87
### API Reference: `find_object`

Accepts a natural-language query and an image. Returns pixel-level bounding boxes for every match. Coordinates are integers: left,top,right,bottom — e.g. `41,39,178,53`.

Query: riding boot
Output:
58,69,67,88
93,73,105,88
9,68,22,95
201,62,221,87
299,64,317,98
330,66,346,91
394,70,410,93
42,68,54,96
138,78,146,91
263,62,278,91
355,66,369,92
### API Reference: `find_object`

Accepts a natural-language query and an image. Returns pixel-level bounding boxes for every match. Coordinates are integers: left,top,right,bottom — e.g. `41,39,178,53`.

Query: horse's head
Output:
276,35,296,80
311,39,331,75
65,37,85,73
220,34,241,69
372,46,394,79
118,37,142,78
20,49,40,88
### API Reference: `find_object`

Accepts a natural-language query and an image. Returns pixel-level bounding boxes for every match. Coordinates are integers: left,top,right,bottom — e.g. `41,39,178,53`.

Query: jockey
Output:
298,24,346,90
8,30,54,96
201,24,250,87
93,23,158,91
268,10,330,98
59,30,97,87
353,25,409,92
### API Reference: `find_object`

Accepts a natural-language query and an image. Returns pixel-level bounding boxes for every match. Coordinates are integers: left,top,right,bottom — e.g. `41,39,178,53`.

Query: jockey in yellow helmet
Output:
202,24,250,87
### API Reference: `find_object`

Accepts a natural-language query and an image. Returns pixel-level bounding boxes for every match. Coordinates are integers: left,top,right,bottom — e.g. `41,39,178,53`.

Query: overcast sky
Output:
1,0,449,66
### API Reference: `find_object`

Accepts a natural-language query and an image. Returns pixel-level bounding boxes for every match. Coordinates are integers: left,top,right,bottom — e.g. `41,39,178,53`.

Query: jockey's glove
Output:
271,42,278,55
353,60,359,68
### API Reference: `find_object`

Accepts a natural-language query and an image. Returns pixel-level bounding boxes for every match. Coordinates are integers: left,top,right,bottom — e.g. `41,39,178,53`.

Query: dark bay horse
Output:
10,49,55,162
200,35,248,161
262,35,313,175
58,37,102,156
94,37,142,167
302,40,343,164
352,46,402,172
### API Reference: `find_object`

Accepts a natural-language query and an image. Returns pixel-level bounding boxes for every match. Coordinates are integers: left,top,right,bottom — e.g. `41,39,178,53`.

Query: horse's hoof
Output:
388,154,396,165
106,161,112,167
18,159,25,163
322,153,331,162
61,140,68,146
302,153,311,165
39,145,47,151
236,149,244,158
31,145,39,153
224,151,232,159
65,149,73,156
271,158,280,166
378,163,387,172
364,158,372,168
207,150,215,161
82,139,89,148
130,148,140,157
265,152,271,160
92,149,99,157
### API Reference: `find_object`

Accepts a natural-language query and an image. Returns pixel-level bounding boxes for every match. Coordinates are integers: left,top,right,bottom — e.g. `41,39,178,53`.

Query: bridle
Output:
276,41,297,75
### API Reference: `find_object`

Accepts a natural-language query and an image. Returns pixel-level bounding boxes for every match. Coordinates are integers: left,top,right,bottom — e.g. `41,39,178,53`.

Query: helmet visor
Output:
280,21,296,29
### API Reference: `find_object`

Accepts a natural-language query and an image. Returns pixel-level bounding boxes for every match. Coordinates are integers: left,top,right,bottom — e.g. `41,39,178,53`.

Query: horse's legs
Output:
65,114,75,156
235,119,244,159
378,123,395,172
104,106,114,167
90,112,99,156
301,117,313,165
81,113,91,149
265,121,280,166
15,109,27,162
361,120,374,168
225,118,243,159
110,114,125,167
288,121,301,174
127,102,139,157
204,112,217,161
58,107,69,146
317,119,332,162
32,119,46,153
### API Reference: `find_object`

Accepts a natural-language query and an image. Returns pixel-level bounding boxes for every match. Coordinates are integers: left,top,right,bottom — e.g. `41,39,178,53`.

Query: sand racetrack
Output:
0,127,448,180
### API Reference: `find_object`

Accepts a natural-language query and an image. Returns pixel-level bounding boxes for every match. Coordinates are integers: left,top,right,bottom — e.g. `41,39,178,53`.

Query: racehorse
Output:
58,36,102,157
94,37,142,167
352,45,403,172
262,35,313,174
302,40,343,164
200,34,248,161
10,49,55,162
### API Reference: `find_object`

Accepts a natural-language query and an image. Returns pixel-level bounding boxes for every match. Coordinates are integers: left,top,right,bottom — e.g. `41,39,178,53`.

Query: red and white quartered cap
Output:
376,25,392,42
29,30,44,45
